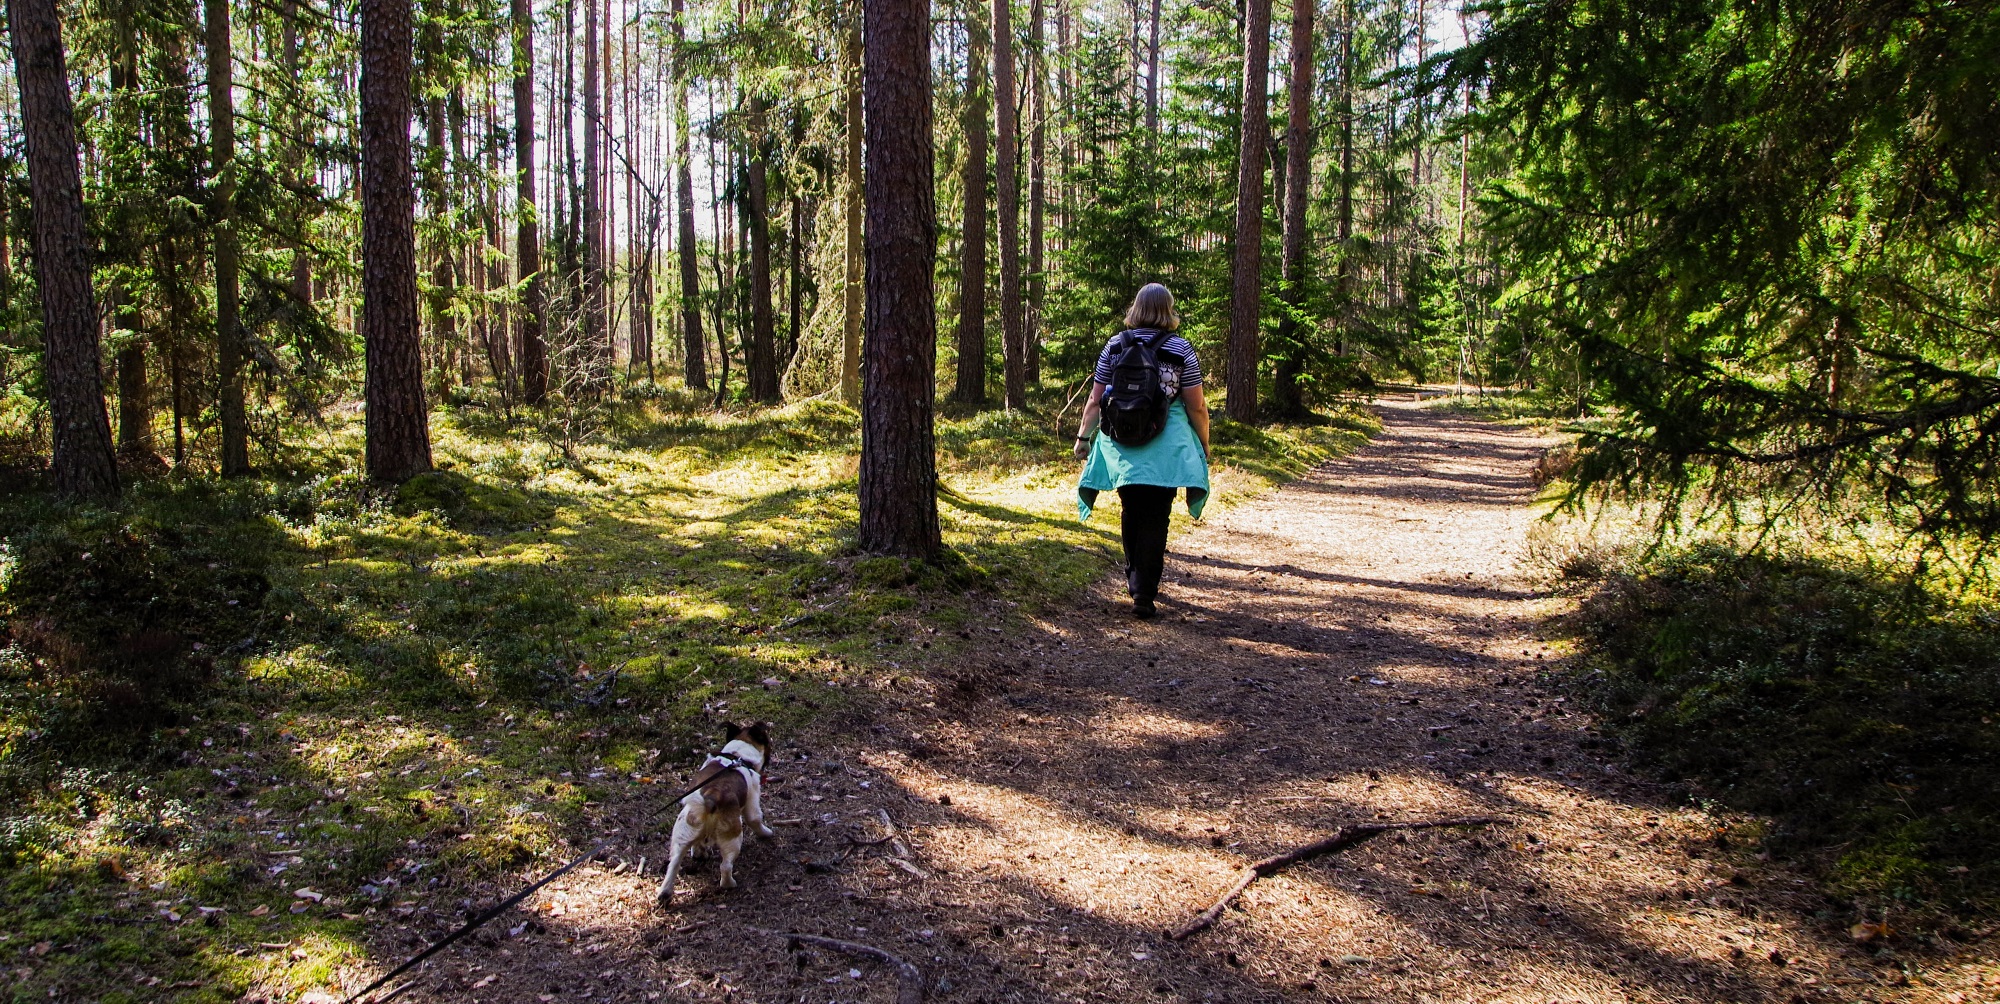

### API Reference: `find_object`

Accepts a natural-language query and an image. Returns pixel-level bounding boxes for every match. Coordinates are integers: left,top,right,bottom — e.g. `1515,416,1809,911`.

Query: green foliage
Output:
1463,0,2000,542
1571,546,2000,916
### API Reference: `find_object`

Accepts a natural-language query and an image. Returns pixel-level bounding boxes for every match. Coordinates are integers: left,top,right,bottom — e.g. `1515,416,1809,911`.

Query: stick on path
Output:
1169,816,1508,940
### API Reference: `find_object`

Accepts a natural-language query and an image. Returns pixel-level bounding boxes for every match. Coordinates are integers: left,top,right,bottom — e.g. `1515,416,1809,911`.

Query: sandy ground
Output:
343,401,1994,1004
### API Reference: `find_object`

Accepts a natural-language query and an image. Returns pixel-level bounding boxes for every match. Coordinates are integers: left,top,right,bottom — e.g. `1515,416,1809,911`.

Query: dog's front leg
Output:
656,809,701,906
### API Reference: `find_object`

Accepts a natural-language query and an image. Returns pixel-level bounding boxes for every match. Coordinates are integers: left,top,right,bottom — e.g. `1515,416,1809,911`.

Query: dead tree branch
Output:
750,927,925,1004
1169,816,1509,940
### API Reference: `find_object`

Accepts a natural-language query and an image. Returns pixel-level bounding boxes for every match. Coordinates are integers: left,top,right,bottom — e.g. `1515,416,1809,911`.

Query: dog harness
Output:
709,754,760,776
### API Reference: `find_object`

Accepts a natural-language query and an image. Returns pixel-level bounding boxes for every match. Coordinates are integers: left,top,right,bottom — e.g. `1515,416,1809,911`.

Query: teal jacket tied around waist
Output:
1077,399,1211,520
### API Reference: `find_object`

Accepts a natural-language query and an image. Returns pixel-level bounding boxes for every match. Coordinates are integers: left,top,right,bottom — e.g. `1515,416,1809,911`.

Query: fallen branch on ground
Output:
750,927,924,1004
1168,816,1509,940
876,808,914,859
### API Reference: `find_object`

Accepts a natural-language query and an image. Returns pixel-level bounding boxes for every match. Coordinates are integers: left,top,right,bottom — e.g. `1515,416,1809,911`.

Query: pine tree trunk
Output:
859,0,941,558
208,0,249,473
669,0,706,392
1143,0,1160,132
111,22,151,458
514,0,550,402
709,100,731,402
559,0,578,337
1272,0,1314,415
361,0,433,482
424,87,458,397
744,97,781,402
1334,0,1354,357
583,0,608,387
624,3,644,379
953,0,989,406
993,0,1025,408
1026,0,1045,384
283,0,312,308
1225,0,1272,422
9,0,119,499
150,20,199,469
788,192,803,370
840,15,862,404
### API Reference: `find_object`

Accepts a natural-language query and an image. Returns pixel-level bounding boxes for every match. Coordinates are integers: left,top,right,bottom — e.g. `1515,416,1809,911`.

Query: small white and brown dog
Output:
656,722,775,905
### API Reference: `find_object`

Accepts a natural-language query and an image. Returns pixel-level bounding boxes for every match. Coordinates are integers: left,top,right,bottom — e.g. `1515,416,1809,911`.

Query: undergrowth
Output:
0,387,1373,1001
1566,544,2000,931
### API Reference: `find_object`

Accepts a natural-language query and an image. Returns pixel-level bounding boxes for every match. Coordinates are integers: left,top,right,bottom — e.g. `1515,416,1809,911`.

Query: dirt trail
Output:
384,401,1911,1004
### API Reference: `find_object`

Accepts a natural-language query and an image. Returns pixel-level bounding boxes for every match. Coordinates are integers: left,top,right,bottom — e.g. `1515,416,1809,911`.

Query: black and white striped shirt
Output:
1092,329,1203,398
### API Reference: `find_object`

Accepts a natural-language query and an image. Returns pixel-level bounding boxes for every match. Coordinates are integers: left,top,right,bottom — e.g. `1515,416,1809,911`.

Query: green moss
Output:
395,470,556,533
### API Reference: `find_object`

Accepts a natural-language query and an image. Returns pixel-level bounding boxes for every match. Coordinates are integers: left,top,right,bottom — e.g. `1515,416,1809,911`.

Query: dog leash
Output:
339,763,747,1004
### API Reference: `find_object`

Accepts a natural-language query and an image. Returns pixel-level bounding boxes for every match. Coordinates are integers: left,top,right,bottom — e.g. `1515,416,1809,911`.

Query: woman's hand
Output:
1074,382,1108,461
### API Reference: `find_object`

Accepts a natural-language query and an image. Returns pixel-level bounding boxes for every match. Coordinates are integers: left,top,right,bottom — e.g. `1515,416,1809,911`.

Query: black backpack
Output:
1101,329,1178,446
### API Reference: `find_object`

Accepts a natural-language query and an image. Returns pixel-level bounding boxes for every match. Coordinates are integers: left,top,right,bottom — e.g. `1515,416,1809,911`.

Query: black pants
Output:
1118,484,1177,602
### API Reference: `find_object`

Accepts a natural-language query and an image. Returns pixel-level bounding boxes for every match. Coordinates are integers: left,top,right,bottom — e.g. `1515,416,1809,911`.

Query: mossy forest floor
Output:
0,387,1373,1003
7,392,1998,1004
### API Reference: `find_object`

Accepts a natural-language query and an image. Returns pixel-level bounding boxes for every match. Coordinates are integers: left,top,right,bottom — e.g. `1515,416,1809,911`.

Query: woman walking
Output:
1073,284,1211,619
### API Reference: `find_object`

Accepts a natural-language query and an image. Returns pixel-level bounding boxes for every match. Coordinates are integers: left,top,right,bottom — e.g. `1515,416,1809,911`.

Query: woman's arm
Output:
1182,384,1212,458
1073,381,1108,458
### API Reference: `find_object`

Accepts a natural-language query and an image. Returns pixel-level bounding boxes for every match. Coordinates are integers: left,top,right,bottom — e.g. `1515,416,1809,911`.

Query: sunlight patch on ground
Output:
886,771,1245,924
1087,706,1228,749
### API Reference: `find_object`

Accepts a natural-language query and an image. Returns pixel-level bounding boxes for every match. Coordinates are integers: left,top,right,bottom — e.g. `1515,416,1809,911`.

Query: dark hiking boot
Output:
1133,597,1157,620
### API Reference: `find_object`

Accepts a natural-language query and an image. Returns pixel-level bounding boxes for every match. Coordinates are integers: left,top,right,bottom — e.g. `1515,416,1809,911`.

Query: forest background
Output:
0,0,1997,994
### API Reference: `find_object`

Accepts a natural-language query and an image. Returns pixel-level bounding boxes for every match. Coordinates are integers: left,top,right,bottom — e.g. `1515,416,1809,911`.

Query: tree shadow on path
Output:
364,402,1911,1004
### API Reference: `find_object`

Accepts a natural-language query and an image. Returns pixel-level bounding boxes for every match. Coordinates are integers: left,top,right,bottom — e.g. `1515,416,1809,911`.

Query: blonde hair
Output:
1123,283,1181,331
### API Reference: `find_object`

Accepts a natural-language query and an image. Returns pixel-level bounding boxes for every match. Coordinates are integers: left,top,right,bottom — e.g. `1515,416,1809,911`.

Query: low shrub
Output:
1572,546,2000,918
0,514,271,744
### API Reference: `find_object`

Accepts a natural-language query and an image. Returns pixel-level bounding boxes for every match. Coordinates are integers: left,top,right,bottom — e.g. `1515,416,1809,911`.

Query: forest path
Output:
395,401,1896,1004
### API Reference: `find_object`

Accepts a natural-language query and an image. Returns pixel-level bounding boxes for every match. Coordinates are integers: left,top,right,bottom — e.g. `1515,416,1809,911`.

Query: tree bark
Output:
149,19,198,468
840,15,863,404
111,21,151,458
993,0,1025,408
8,0,118,499
1225,0,1272,422
743,97,781,402
708,97,732,401
1026,0,1044,384
1272,0,1314,415
116,340,149,455
514,0,550,402
423,81,458,395
788,190,803,371
282,0,312,308
361,0,433,482
1334,0,1354,357
208,0,249,473
953,0,988,406
669,0,706,391
583,0,609,386
1143,0,1160,132
859,0,941,558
